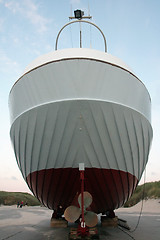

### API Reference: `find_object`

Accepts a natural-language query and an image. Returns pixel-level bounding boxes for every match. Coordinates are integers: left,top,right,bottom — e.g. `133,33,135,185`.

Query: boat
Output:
9,10,152,222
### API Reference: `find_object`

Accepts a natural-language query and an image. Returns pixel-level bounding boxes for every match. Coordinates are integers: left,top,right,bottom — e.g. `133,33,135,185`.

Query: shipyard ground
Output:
0,199,159,240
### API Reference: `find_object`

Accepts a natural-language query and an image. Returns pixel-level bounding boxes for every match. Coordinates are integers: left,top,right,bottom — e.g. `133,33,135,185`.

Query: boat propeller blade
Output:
64,205,81,222
78,191,92,209
64,191,98,227
84,211,98,227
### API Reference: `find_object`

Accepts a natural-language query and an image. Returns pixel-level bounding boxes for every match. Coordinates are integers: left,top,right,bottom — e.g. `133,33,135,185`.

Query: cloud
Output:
70,0,81,4
25,0,50,33
4,0,50,33
0,49,22,79
0,18,4,31
11,176,18,181
12,37,20,44
5,1,22,14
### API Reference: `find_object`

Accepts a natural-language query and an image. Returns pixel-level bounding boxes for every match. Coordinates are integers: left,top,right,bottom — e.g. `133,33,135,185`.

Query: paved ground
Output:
115,199,160,240
0,199,159,240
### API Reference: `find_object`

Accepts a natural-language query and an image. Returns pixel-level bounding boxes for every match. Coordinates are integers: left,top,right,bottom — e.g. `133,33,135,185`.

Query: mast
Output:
69,10,92,49
55,10,107,52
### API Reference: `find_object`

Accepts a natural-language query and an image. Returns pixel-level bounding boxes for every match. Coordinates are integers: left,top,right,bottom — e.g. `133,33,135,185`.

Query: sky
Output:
0,0,160,194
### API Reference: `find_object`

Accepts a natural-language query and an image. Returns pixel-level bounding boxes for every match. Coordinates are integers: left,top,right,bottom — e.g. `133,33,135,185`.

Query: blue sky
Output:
0,0,160,193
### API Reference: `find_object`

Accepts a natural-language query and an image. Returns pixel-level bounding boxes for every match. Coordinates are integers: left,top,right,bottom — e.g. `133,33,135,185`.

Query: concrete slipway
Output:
0,199,159,240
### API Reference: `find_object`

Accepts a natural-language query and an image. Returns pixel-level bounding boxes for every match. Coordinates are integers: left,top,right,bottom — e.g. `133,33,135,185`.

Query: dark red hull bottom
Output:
26,168,138,213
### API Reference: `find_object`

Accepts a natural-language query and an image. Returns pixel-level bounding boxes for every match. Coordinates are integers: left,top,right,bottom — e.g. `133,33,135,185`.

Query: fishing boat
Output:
9,10,152,225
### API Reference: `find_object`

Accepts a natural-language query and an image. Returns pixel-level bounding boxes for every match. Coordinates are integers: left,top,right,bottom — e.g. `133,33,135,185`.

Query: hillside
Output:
0,191,40,206
1,181,160,207
124,181,160,207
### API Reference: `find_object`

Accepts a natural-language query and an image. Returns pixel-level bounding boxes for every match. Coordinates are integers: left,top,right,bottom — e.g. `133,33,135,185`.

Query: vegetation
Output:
124,181,160,207
1,181,160,207
0,191,41,206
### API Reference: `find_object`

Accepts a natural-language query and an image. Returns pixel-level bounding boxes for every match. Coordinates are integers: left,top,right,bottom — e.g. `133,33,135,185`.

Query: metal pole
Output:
80,22,82,48
80,170,85,226
79,163,85,229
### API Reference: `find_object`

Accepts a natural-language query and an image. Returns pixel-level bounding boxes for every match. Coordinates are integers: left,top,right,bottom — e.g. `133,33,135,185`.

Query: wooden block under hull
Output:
69,227,99,239
50,218,68,228
101,216,118,227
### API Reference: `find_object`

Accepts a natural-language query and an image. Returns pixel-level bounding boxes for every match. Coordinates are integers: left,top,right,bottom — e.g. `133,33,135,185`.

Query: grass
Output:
1,181,160,207
0,191,41,206
124,181,160,207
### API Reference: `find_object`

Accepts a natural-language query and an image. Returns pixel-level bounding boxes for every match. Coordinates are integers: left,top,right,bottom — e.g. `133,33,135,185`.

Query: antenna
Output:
69,4,73,48
88,0,90,17
88,2,92,49
70,4,72,18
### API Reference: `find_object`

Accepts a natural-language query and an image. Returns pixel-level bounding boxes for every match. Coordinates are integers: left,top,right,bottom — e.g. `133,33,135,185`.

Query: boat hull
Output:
9,49,153,213
27,168,138,213
10,99,152,213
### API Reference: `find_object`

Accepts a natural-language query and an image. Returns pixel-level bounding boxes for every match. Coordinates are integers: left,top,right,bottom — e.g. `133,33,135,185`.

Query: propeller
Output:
64,191,98,227
78,191,92,209
83,211,98,227
64,205,81,223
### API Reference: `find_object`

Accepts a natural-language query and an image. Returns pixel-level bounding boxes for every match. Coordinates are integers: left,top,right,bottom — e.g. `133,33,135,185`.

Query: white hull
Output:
9,48,152,211
10,99,152,181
